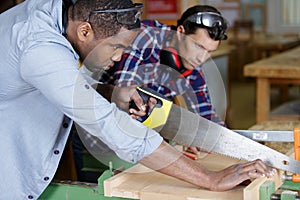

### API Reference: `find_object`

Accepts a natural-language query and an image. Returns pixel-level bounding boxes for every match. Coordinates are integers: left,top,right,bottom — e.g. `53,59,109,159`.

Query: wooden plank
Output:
104,153,246,200
104,164,157,199
141,184,244,200
104,153,284,200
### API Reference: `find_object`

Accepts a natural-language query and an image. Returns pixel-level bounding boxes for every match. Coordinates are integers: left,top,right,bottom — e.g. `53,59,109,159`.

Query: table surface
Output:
252,36,300,60
253,37,300,50
244,46,300,123
244,46,300,78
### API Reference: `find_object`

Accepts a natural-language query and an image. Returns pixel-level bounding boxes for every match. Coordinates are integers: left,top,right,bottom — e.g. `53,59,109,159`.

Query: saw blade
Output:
233,129,294,142
158,104,300,174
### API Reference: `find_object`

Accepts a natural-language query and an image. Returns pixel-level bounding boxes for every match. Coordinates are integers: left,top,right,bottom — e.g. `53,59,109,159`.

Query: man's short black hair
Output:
71,0,140,39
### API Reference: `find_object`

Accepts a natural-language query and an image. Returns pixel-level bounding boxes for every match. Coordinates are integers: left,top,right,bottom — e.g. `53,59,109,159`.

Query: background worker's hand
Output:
207,159,276,191
111,86,157,119
184,146,211,156
185,146,201,155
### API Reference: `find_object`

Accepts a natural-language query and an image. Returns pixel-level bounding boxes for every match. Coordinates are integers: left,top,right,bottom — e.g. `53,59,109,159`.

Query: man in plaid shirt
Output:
102,5,228,127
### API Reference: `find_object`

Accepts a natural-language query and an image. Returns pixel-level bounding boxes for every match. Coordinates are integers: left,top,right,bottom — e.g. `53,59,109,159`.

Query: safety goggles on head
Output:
183,12,228,40
86,3,143,25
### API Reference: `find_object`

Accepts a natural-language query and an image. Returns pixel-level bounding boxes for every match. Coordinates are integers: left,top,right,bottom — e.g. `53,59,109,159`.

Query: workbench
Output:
102,121,300,200
244,46,300,123
39,121,300,199
253,36,300,60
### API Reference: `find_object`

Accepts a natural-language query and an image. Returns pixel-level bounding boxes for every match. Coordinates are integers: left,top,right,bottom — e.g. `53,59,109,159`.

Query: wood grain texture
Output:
104,152,281,200
104,121,299,200
104,153,244,199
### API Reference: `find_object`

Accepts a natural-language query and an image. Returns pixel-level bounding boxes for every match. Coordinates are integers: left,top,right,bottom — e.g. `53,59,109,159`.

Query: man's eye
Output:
195,43,207,52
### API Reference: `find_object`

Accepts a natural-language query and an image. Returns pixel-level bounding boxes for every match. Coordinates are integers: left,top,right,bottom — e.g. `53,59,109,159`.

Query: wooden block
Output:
104,153,245,200
103,164,152,198
140,184,244,200
243,170,282,200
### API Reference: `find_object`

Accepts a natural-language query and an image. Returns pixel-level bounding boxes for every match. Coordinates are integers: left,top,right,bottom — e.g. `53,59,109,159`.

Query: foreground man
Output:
0,0,274,199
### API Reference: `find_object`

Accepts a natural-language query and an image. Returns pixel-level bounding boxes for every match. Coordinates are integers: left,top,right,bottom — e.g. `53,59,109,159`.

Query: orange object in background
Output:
292,128,300,182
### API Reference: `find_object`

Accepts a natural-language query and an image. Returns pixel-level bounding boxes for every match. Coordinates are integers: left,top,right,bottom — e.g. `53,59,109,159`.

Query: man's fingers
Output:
130,90,158,114
148,97,157,109
240,160,276,178
129,108,146,117
130,91,146,111
185,146,200,155
129,112,141,120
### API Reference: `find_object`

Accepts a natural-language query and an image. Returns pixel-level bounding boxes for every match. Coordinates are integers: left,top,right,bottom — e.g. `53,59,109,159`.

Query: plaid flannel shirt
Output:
101,20,224,125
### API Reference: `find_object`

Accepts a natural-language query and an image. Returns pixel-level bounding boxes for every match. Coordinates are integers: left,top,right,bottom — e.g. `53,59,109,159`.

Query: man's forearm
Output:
139,141,212,189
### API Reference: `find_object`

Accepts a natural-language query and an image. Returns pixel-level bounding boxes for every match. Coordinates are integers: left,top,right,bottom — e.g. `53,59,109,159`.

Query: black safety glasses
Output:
183,12,228,40
86,3,143,25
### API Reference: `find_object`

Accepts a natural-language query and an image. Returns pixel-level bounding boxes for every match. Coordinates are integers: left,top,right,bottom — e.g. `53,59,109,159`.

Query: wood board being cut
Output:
104,151,282,200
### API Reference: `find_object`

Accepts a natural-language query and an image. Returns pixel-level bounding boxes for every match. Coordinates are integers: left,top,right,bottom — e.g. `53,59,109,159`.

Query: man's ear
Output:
177,25,185,33
176,25,186,42
77,22,94,41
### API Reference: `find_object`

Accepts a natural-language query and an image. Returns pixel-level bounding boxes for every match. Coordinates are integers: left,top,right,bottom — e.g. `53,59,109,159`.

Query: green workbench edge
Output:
259,180,275,200
280,180,300,191
38,170,135,200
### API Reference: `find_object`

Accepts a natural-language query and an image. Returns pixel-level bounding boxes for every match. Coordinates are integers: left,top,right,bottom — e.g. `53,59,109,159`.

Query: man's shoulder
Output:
141,20,172,34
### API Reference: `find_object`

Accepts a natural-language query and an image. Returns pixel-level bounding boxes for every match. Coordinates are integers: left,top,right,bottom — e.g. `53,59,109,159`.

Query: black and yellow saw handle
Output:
131,87,173,129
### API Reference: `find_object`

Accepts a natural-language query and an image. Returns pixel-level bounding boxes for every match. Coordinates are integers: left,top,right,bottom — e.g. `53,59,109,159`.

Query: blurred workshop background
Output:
2,0,299,130
1,0,300,182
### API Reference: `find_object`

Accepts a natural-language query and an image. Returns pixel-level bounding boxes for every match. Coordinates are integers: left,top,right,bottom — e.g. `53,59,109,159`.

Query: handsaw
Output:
134,86,300,174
